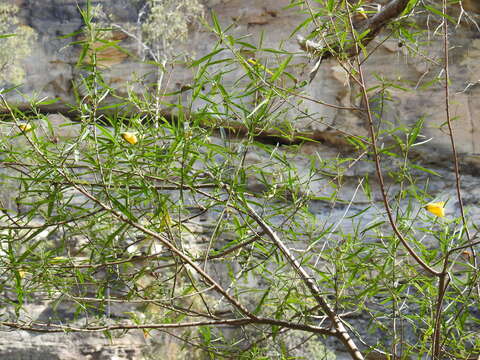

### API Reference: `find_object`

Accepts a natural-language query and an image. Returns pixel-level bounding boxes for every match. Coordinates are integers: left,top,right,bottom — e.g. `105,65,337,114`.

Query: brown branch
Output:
0,208,105,230
362,0,410,36
344,7,439,278
0,317,335,336
301,0,411,80
432,265,451,358
440,0,477,281
243,203,365,360
432,0,477,356
342,0,411,57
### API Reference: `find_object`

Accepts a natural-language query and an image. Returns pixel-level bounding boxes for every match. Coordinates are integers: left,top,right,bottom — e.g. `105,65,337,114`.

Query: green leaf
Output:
190,48,225,68
288,16,313,39
253,287,271,315
347,205,372,219
270,55,292,82
424,4,455,23
360,221,385,235
210,11,222,35
410,163,440,176
407,118,424,147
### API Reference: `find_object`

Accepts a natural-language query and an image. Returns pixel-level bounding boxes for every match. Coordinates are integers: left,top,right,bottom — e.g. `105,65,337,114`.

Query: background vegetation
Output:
0,0,479,359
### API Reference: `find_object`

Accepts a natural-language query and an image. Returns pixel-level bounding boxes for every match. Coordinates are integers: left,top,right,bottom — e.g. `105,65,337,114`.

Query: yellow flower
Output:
424,201,445,218
121,132,138,145
18,123,32,132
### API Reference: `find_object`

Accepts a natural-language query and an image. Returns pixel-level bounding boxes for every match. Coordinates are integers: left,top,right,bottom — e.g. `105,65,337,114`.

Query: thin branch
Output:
440,0,477,282
301,0,411,82
432,0,477,357
0,317,336,336
346,8,440,278
243,202,364,360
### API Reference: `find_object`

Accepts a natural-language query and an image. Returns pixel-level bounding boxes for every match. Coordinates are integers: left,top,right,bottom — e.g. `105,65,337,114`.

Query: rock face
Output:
1,0,479,167
0,321,146,360
1,1,480,359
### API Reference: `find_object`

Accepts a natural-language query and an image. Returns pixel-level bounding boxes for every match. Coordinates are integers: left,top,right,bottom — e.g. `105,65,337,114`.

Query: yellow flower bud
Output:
121,132,138,145
18,123,32,132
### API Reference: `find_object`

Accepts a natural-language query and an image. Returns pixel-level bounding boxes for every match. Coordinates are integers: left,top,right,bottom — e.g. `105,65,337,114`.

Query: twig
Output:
440,0,477,282
346,5,439,278
0,317,335,336
243,202,364,360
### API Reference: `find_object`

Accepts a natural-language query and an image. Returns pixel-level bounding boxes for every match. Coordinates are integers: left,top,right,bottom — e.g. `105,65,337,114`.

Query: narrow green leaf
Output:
270,55,292,82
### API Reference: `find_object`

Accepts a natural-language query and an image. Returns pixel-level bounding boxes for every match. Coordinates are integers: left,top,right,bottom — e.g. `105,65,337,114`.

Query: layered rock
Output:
1,0,479,168
1,1,480,359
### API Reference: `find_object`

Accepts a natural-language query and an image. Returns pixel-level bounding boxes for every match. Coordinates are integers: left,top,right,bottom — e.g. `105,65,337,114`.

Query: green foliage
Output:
0,0,479,359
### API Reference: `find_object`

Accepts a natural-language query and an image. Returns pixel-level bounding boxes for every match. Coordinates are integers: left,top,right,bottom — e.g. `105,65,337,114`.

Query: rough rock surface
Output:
1,0,479,166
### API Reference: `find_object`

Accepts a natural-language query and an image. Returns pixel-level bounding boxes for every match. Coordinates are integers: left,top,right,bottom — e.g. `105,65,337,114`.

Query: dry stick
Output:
244,203,364,360
302,0,362,86
303,0,411,75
